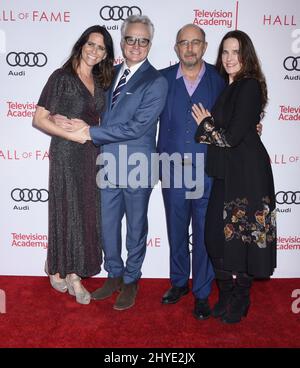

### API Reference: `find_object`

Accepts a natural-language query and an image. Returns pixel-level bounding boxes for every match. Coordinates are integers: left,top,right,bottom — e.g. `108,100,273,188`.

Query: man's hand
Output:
50,114,88,132
68,126,91,144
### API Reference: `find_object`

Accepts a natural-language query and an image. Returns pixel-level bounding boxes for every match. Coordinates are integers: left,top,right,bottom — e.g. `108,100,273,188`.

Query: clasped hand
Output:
50,114,90,144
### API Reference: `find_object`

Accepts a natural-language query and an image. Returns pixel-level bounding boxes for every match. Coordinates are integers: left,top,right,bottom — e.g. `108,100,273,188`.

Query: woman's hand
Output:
192,103,211,125
50,115,88,132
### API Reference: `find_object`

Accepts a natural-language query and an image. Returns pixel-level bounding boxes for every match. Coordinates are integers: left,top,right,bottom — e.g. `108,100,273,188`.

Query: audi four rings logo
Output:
276,191,300,205
99,6,142,21
11,188,49,202
283,56,300,71
6,52,47,67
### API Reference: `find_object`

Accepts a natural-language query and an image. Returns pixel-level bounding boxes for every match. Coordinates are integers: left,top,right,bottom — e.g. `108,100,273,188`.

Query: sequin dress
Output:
38,68,105,278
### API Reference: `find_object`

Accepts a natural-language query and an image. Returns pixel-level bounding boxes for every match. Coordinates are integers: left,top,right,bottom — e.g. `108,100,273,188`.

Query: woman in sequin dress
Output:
33,26,114,304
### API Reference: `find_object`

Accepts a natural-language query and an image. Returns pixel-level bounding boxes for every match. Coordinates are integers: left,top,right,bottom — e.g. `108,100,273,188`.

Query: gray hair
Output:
121,15,154,41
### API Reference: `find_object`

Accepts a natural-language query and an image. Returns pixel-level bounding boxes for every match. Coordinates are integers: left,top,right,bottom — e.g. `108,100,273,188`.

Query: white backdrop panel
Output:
0,0,299,278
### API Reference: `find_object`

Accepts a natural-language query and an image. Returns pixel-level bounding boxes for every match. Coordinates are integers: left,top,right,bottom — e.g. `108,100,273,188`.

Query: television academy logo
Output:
6,52,47,67
99,5,142,30
11,232,48,249
192,6,237,29
6,101,37,118
277,236,300,250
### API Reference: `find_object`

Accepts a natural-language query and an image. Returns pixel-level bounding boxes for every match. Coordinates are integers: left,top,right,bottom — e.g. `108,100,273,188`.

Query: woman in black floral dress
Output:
192,30,276,323
33,26,114,304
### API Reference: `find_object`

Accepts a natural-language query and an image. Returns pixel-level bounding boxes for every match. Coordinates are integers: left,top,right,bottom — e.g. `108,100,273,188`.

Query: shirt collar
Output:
176,62,206,80
121,59,147,75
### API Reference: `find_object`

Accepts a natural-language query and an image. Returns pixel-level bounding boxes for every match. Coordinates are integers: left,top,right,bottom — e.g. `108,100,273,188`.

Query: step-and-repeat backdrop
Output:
1,0,299,278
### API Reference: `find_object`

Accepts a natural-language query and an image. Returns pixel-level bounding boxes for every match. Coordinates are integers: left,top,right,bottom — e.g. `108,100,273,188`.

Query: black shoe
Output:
161,285,189,304
221,273,252,324
193,298,211,320
113,282,138,311
91,277,122,300
221,298,250,324
212,278,234,318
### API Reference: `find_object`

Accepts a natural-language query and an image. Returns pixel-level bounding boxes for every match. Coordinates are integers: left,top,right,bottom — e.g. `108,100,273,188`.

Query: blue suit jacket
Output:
157,62,225,161
90,60,168,187
156,62,225,194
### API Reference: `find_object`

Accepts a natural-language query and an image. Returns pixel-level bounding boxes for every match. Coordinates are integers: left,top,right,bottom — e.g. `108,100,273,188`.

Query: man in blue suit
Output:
71,15,168,311
157,24,225,319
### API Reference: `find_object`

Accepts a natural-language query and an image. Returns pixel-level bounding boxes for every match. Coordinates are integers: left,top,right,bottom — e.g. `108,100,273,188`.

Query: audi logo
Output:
6,52,47,67
276,191,300,205
283,56,300,71
99,6,142,21
11,188,49,202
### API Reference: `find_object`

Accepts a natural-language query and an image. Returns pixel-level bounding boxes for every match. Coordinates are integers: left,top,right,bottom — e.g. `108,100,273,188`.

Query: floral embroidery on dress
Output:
197,117,231,147
223,196,276,248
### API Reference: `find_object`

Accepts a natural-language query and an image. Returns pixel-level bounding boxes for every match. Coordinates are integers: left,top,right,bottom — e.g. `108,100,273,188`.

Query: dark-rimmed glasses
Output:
124,36,150,47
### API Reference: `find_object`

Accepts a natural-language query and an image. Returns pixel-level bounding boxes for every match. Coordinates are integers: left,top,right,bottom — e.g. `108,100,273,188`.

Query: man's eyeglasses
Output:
124,36,150,47
177,39,205,48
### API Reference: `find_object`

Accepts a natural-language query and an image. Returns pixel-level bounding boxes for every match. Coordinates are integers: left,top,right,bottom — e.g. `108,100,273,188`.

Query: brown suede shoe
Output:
91,277,122,300
113,282,138,310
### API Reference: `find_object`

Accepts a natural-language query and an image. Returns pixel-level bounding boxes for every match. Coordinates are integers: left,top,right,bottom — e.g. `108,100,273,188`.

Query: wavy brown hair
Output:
62,25,114,90
215,30,268,112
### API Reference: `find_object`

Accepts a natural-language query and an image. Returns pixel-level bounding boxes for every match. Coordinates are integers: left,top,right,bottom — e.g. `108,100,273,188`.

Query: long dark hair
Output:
215,30,268,111
62,25,114,90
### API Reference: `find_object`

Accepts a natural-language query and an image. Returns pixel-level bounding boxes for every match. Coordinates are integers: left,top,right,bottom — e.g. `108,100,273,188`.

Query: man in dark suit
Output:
157,24,225,319
71,15,168,311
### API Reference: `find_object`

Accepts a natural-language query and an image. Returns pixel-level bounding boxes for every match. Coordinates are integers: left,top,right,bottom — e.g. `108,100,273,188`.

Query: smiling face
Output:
221,37,242,83
121,22,151,67
81,32,107,68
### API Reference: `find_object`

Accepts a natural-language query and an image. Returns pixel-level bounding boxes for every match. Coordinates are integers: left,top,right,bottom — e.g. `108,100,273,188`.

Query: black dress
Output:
38,68,105,278
195,78,276,278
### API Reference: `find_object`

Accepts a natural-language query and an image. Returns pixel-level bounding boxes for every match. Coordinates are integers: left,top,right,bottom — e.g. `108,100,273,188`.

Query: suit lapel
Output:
112,60,151,108
108,64,122,110
167,64,179,121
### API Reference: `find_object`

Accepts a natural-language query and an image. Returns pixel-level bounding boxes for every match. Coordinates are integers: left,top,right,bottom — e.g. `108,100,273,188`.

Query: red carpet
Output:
0,276,299,348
